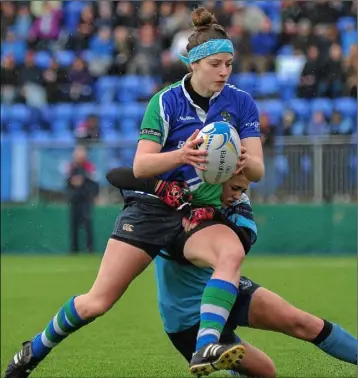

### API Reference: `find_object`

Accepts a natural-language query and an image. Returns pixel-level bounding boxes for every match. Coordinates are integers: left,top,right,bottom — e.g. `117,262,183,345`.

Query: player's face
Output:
221,174,250,207
191,53,233,96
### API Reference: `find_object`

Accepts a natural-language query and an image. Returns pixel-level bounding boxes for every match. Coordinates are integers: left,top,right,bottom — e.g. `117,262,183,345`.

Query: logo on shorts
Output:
122,224,134,232
239,277,252,290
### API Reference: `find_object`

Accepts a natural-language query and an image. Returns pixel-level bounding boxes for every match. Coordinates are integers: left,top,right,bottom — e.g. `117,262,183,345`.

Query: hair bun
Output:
191,6,217,29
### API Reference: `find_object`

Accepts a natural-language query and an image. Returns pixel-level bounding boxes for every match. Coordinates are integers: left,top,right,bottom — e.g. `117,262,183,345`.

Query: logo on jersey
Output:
178,116,195,121
245,121,260,132
122,224,134,232
221,110,231,123
140,128,162,138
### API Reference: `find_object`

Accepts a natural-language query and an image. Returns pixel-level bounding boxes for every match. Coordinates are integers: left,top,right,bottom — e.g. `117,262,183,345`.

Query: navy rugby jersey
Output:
139,74,260,206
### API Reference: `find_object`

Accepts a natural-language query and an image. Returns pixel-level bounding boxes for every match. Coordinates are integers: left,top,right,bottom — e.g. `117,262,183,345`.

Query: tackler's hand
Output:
155,180,192,211
182,206,216,232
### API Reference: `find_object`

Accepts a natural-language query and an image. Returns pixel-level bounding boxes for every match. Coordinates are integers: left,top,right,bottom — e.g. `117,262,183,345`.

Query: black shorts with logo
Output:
166,276,261,362
111,192,183,259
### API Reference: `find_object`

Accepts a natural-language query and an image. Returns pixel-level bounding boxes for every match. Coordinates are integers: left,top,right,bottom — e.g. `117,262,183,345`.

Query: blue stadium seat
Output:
102,129,120,142
51,120,71,133
287,99,310,119
7,130,27,140
121,148,136,166
278,74,300,101
98,103,121,120
63,1,88,33
1,105,11,128
259,100,285,124
53,130,75,142
137,76,157,98
29,130,51,142
101,119,115,131
255,73,280,98
34,51,52,68
117,75,142,102
53,103,74,122
96,76,119,103
55,50,75,66
120,119,139,134
231,73,256,93
73,103,97,123
337,17,356,31
333,97,357,117
290,120,307,136
8,121,23,132
121,102,146,121
9,104,31,123
310,98,333,117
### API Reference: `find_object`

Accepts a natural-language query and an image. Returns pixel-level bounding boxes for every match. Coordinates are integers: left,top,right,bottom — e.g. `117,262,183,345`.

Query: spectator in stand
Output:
13,3,33,41
28,1,63,50
19,50,46,107
330,111,354,136
1,54,19,105
345,44,357,98
298,45,322,99
129,23,161,76
308,111,330,137
110,26,133,75
282,109,306,136
42,57,67,104
1,28,27,64
67,57,93,103
75,114,101,143
88,25,114,77
94,0,114,29
318,43,345,98
114,1,136,29
67,4,95,51
160,50,187,88
1,1,15,39
137,0,158,26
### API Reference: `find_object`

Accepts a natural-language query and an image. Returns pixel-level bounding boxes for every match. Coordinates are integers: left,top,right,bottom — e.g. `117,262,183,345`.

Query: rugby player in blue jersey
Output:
5,6,264,377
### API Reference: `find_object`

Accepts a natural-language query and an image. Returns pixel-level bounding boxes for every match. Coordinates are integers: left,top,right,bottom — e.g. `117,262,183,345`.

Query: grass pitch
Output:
1,255,356,377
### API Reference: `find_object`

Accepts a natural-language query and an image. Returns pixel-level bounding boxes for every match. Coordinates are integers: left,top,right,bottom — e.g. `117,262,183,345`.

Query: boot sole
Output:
189,344,246,377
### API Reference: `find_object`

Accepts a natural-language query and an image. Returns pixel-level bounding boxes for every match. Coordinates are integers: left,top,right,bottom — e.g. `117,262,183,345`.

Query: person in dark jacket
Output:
66,145,98,253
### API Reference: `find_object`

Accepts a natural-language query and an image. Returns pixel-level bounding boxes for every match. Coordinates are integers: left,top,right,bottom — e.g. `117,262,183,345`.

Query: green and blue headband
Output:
178,39,234,65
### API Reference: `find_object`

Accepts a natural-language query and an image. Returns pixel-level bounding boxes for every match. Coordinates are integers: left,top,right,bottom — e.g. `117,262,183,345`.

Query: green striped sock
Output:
196,279,238,351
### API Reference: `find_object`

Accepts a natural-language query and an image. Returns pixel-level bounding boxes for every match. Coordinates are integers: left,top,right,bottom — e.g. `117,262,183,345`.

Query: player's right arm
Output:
133,92,207,178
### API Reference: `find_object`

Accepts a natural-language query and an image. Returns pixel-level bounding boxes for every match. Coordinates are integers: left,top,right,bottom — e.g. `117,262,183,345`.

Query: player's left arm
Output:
237,93,264,182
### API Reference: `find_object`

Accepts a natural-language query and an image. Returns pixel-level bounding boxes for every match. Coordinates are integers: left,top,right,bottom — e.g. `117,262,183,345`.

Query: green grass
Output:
1,255,356,377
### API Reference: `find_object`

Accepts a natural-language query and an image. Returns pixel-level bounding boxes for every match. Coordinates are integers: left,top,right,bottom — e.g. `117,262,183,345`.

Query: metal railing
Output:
28,136,357,204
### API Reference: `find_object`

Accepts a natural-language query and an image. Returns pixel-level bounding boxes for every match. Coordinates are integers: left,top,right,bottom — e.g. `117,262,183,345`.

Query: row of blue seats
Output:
1,98,356,127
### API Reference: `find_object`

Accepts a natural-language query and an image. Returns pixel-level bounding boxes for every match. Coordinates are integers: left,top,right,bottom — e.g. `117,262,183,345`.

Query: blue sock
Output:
316,323,357,364
31,296,94,359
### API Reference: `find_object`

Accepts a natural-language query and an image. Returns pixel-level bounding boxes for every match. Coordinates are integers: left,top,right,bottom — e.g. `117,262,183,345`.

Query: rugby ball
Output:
195,122,241,184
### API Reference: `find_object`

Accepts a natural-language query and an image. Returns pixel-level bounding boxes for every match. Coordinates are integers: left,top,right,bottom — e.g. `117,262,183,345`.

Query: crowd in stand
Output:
1,0,357,141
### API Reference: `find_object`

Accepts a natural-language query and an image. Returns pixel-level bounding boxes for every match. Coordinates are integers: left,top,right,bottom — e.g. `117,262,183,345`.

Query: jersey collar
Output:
181,73,222,110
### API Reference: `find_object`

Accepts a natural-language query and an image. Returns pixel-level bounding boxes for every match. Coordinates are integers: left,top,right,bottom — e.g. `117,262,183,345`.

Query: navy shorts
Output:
111,193,183,259
166,276,260,362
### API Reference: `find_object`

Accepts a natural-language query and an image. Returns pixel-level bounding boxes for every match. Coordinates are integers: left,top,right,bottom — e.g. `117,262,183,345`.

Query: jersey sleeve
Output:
223,193,258,244
138,91,171,146
238,92,261,140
